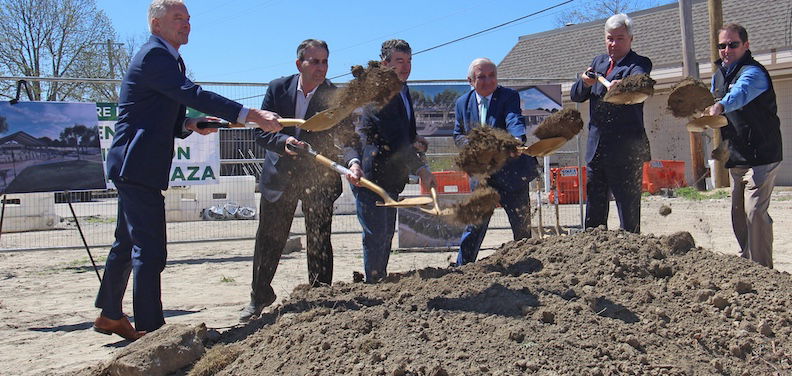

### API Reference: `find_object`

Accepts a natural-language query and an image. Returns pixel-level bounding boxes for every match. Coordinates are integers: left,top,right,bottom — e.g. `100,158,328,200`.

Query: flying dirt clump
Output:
448,186,500,225
333,61,403,110
667,77,715,118
603,73,655,103
533,108,584,140
455,127,521,176
658,204,672,216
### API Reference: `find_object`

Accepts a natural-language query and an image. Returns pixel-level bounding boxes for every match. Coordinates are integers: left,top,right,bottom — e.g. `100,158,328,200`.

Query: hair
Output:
719,23,748,43
296,39,329,60
380,39,411,62
605,13,633,36
467,58,496,79
148,0,184,32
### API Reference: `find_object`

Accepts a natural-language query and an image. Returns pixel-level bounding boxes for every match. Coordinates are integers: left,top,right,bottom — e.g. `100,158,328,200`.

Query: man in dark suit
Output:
239,39,342,321
94,0,281,340
571,13,652,233
453,58,539,265
344,39,436,283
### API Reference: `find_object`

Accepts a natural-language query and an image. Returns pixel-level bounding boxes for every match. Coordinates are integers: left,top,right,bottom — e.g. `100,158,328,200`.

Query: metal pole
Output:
680,0,707,191
66,191,102,283
575,103,585,230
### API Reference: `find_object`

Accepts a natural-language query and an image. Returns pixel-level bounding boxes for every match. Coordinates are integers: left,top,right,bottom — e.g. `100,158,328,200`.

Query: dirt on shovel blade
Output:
667,77,715,118
448,186,500,225
332,61,403,110
455,127,522,176
533,108,584,140
603,73,655,102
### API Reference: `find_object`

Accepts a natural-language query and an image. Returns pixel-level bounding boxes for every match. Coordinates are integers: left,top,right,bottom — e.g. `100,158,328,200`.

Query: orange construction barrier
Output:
642,160,687,194
420,171,471,195
548,166,587,204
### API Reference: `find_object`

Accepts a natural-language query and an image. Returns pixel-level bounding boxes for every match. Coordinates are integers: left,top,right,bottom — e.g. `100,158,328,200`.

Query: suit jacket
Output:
571,50,652,164
343,86,424,194
453,86,538,192
257,74,342,203
106,35,242,190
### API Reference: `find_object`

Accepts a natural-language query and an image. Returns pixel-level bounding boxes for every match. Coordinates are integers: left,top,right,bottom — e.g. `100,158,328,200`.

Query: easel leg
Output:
66,191,102,283
0,194,5,242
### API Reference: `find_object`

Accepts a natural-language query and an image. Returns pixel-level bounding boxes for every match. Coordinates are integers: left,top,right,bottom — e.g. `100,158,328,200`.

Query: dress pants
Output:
730,161,780,268
352,185,398,283
457,183,531,266
250,184,336,305
585,153,644,233
95,180,167,332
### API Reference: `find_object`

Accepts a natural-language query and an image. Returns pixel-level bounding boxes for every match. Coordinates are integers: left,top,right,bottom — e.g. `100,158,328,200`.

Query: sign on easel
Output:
0,101,105,194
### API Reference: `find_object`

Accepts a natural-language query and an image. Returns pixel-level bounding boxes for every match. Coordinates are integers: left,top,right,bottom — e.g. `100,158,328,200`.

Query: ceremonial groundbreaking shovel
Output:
585,71,653,105
518,137,568,157
686,114,728,132
419,187,454,216
196,109,343,132
286,143,434,208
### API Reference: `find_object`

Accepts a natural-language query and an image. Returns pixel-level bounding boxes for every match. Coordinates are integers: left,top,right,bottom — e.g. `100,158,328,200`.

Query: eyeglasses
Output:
717,41,741,50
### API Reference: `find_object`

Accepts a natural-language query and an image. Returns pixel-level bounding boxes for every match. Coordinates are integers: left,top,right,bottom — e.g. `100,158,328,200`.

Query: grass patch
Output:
81,216,116,224
220,276,235,283
675,187,730,200
65,255,106,268
188,344,242,376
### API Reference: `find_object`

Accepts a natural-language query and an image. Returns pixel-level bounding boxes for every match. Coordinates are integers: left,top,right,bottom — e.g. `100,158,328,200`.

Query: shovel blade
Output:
520,137,567,157
603,92,650,105
687,115,727,129
300,107,355,132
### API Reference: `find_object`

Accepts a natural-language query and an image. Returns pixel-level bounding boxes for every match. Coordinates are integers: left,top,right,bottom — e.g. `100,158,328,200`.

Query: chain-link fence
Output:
0,77,585,251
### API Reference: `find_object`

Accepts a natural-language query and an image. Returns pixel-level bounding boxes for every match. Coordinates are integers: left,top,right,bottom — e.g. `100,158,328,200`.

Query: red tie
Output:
605,59,615,77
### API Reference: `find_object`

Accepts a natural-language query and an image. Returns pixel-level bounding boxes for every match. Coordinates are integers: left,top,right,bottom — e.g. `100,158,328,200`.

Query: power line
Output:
328,0,575,80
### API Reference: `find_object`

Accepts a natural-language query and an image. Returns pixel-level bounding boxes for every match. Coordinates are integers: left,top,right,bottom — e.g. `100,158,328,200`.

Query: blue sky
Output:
96,0,667,84
0,102,98,140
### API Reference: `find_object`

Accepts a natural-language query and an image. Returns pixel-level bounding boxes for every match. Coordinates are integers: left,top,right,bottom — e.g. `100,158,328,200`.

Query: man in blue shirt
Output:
709,23,782,268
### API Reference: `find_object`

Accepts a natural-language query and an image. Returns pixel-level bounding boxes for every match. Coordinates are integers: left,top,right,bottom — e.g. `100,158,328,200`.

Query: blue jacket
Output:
453,86,538,192
257,74,342,203
571,50,652,164
343,86,424,194
106,36,242,190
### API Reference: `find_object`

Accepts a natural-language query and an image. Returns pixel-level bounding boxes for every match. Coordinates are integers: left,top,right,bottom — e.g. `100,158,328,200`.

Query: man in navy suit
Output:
571,13,652,233
94,0,282,340
344,39,436,283
240,39,342,321
453,58,539,265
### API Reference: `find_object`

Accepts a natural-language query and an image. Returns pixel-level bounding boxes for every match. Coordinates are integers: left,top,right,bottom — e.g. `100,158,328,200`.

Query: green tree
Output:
432,89,459,109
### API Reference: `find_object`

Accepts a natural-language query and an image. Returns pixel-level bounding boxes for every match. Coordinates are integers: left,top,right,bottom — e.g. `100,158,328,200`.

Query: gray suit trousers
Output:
729,161,781,268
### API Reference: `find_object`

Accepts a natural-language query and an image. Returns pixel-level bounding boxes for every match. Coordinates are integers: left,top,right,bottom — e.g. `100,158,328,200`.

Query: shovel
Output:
286,143,433,208
686,115,728,132
419,187,454,216
196,107,352,132
518,137,568,157
585,71,651,105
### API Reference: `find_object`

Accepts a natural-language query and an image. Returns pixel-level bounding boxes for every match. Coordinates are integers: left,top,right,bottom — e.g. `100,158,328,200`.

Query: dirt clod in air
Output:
533,108,584,140
448,186,500,225
667,77,715,118
455,127,521,176
658,205,672,216
333,61,403,110
604,73,655,103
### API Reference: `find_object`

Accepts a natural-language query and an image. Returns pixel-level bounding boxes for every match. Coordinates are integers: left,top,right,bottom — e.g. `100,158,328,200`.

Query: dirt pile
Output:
448,186,500,225
604,73,655,103
667,77,715,118
533,108,584,140
455,127,521,176
193,228,792,375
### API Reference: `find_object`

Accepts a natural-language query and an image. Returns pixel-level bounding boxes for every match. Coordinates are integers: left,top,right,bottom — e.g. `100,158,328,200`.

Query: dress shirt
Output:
295,74,318,120
711,64,770,113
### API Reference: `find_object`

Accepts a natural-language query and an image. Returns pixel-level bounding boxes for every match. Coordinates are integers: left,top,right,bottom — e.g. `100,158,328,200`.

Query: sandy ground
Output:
1,193,792,375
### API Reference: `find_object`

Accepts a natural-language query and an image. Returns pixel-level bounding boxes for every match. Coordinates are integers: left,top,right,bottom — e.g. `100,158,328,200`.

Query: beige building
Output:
498,0,791,185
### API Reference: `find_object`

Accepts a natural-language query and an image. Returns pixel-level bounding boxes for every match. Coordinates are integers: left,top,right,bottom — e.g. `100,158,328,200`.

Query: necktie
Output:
177,56,186,74
605,59,615,77
479,96,489,126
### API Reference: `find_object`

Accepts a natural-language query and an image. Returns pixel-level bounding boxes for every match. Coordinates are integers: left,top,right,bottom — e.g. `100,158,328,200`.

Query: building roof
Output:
0,131,46,147
498,0,791,80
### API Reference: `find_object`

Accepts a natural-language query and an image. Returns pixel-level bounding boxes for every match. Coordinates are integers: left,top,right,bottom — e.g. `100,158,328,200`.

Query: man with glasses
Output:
240,39,341,321
709,23,782,268
571,13,652,233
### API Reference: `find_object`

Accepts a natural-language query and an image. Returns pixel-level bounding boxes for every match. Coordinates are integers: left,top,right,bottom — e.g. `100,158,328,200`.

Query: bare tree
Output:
555,0,675,26
0,0,121,101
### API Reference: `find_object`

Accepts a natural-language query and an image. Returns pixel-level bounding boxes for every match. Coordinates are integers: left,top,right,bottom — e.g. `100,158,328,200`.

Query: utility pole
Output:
708,0,729,188
679,0,706,190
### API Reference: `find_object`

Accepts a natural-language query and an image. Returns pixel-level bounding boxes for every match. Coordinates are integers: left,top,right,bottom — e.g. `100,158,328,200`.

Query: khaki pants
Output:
729,162,781,268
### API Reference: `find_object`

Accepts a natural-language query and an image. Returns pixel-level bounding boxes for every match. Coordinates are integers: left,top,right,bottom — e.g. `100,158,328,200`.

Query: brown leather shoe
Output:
93,315,146,341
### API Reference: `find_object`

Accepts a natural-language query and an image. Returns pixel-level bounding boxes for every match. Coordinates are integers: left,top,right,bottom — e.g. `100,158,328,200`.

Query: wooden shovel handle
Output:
597,75,612,89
